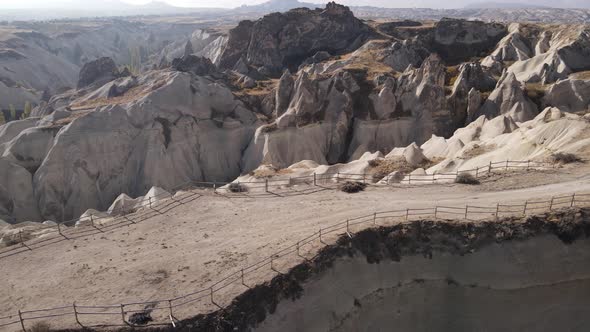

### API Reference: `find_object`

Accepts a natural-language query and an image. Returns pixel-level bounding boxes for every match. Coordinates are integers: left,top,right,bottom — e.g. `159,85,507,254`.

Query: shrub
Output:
259,123,278,134
228,182,248,193
455,173,480,185
129,311,153,325
339,181,368,193
30,322,51,332
551,152,581,164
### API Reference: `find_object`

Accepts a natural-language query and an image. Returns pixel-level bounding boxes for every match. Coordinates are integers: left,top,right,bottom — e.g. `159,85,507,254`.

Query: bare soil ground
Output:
2,164,590,329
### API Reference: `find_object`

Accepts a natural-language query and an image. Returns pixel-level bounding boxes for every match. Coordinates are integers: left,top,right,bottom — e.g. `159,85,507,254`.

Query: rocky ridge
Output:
2,3,590,224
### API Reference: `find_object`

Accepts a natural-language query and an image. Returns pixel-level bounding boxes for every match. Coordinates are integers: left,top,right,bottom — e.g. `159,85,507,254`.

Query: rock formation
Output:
3,6,590,224
77,57,120,88
217,2,372,74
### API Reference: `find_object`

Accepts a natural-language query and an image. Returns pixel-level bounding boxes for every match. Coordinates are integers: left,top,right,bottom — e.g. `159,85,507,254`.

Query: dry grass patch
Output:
445,65,461,87
70,83,162,111
571,70,590,80
342,40,397,81
524,82,547,106
462,144,495,159
368,157,440,181
250,165,293,178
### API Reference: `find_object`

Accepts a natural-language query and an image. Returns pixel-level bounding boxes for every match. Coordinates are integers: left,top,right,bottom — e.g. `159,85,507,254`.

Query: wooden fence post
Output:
464,205,468,220
527,160,531,171
73,303,84,328
495,203,500,219
168,300,175,326
405,208,409,221
571,193,576,207
488,161,492,173
241,269,248,288
549,197,554,210
408,173,412,185
18,230,31,251
57,223,68,240
120,304,129,326
148,197,152,209
313,173,317,186
434,206,438,219
336,172,340,183
523,201,528,216
373,212,377,225
319,228,326,245
475,167,479,178
18,310,26,332
505,160,509,171
265,179,268,192
210,287,222,309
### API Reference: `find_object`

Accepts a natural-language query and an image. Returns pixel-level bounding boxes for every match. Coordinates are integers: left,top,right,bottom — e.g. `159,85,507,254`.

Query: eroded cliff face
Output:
166,208,590,332
0,62,259,222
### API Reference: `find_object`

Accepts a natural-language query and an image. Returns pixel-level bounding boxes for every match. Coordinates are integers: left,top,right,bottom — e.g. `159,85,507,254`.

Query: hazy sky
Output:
0,0,586,9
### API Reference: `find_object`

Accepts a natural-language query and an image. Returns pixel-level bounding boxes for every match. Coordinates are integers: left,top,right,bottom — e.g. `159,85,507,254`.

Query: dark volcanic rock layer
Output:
217,2,373,74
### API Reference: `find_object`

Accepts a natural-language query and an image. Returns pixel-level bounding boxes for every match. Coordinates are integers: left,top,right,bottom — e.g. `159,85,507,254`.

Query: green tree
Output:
23,101,32,119
9,104,16,121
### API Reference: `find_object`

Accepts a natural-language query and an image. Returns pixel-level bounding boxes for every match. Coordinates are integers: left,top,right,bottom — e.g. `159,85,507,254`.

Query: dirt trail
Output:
2,167,590,329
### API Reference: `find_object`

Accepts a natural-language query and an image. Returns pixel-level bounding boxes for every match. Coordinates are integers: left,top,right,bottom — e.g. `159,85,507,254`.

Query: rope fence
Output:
2,189,588,331
1,160,555,260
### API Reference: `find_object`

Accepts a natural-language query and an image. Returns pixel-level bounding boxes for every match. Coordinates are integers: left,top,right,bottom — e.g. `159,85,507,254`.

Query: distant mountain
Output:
234,0,321,13
465,2,550,9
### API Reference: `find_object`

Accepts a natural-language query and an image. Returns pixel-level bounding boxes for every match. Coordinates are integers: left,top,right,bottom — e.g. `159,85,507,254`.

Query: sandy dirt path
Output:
2,167,590,329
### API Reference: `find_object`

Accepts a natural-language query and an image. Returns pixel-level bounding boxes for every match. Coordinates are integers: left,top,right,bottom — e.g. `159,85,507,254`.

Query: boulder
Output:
171,55,218,77
77,57,119,89
107,193,141,216
544,78,590,112
217,2,371,73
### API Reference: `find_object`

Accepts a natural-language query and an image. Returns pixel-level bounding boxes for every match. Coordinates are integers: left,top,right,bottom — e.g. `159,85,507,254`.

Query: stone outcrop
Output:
431,18,507,64
0,66,260,222
477,71,538,122
217,2,372,73
543,78,590,112
171,55,218,77
77,57,120,89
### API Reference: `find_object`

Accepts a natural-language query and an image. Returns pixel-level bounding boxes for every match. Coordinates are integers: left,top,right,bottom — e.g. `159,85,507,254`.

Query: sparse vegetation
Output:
445,65,460,87
339,181,368,193
128,310,153,325
259,123,278,134
228,182,248,193
250,165,293,178
462,144,495,159
368,157,440,181
524,82,547,108
9,104,16,121
455,172,480,185
551,152,582,164
23,101,32,119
